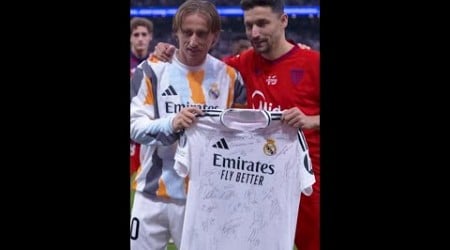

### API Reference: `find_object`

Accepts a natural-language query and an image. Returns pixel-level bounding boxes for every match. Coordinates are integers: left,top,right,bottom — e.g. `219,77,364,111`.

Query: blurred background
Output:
130,0,320,59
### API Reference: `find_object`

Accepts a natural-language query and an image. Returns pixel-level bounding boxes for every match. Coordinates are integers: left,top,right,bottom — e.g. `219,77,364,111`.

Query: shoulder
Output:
299,49,320,63
237,48,255,61
144,56,172,73
222,48,256,71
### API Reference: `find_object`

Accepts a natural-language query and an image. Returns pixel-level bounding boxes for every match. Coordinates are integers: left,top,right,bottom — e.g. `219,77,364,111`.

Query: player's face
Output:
243,6,287,55
176,13,218,66
130,26,152,54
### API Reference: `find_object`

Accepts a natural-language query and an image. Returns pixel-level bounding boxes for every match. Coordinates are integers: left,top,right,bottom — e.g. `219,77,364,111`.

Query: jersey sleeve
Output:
173,131,190,177
232,71,247,108
297,130,316,196
222,53,238,68
130,66,144,102
299,149,315,196
130,62,178,145
222,51,244,72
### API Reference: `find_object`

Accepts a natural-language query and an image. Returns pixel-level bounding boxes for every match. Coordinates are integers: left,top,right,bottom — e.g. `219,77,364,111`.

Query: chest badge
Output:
263,138,277,156
208,83,220,99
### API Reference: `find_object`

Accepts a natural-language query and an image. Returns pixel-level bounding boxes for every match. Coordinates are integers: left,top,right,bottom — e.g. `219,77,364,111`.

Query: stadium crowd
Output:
131,0,319,7
131,11,319,58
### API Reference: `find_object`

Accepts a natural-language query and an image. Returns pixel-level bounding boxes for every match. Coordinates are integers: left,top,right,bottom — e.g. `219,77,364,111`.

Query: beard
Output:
251,39,270,54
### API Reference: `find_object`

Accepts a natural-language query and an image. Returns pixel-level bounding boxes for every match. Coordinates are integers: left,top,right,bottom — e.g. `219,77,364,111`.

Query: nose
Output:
189,34,200,47
249,25,260,39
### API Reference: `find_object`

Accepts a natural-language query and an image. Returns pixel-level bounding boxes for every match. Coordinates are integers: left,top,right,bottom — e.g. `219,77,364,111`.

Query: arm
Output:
153,42,311,63
225,42,309,71
130,64,178,145
130,63,203,145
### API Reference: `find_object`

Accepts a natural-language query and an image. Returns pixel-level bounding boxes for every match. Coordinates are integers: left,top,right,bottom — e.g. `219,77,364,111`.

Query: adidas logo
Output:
162,85,178,96
212,138,229,149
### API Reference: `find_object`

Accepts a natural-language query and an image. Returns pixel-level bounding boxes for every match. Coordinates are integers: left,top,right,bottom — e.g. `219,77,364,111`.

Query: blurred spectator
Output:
138,15,319,59
131,0,320,6
130,17,154,77
130,1,319,57
221,35,251,61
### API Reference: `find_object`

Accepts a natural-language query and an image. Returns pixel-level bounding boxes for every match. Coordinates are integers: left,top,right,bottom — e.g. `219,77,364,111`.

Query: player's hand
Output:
281,107,319,130
297,43,311,50
172,107,204,132
154,43,176,62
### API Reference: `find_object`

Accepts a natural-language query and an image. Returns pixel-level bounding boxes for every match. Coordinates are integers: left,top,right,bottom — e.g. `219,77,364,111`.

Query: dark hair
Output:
130,17,154,34
172,0,221,34
240,0,285,14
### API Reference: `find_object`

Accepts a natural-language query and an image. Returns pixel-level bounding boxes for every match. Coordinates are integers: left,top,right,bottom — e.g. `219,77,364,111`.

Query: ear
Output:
281,13,288,29
173,32,179,43
211,32,220,47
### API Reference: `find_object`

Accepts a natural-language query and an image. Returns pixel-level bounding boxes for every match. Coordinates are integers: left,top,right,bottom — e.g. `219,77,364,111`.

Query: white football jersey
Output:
174,109,315,250
130,54,246,199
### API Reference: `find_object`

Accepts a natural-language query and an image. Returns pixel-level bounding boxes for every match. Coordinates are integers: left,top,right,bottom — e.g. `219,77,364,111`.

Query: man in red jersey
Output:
226,2,320,249
153,1,320,249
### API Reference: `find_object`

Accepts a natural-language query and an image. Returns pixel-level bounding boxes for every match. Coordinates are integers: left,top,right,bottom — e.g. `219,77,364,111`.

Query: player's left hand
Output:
281,107,319,130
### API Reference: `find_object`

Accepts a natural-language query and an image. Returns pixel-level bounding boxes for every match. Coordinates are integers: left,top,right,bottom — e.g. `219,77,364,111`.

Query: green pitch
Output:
130,173,137,209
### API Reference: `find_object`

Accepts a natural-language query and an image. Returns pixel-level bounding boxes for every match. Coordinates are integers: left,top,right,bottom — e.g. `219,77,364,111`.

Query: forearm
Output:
130,65,180,145
130,96,178,145
130,113,177,145
309,115,320,130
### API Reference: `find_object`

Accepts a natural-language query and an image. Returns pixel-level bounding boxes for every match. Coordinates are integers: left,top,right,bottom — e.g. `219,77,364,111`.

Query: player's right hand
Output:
154,42,176,62
172,107,204,132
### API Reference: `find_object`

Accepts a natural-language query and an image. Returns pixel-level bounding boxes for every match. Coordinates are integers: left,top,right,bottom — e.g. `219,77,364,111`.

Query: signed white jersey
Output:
174,109,315,250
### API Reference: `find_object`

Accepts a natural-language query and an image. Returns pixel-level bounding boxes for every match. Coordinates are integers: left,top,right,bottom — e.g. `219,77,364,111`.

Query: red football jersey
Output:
224,44,320,176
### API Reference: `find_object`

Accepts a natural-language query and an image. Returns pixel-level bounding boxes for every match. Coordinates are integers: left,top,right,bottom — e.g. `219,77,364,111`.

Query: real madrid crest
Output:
263,138,276,156
208,83,220,99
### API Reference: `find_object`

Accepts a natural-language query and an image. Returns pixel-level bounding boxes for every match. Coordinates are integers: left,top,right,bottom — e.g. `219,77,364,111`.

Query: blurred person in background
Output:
221,35,252,61
130,17,153,77
129,1,247,249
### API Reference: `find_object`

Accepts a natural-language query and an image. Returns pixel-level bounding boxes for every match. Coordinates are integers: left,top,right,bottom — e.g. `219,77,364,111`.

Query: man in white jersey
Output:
129,1,247,249
174,109,315,250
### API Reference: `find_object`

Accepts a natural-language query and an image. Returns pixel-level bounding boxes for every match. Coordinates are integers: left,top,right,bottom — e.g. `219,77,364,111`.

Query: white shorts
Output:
130,191,186,250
